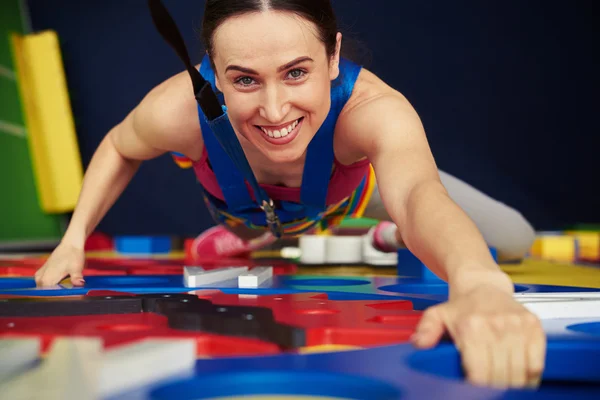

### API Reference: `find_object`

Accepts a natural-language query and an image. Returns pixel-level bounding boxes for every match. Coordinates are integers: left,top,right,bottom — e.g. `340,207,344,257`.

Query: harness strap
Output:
300,61,362,216
147,0,221,119
197,54,363,224
147,0,283,238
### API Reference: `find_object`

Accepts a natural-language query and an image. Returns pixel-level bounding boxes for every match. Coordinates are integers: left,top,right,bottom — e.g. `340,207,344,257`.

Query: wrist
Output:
448,266,514,298
61,227,87,250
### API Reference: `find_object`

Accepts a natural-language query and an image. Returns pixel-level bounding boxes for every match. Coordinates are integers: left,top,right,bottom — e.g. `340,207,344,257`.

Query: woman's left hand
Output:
411,281,546,388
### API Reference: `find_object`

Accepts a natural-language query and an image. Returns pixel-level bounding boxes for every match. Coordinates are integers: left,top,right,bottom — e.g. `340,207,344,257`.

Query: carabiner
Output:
261,199,283,239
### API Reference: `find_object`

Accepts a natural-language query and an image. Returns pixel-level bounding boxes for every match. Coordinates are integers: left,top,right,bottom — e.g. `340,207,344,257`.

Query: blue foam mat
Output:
1,274,599,313
2,274,599,300
107,340,600,400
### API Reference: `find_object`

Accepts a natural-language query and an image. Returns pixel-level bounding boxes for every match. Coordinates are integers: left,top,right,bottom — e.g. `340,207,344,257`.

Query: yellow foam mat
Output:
566,230,600,260
294,259,600,288
529,235,576,262
502,258,600,288
11,30,83,213
298,344,362,354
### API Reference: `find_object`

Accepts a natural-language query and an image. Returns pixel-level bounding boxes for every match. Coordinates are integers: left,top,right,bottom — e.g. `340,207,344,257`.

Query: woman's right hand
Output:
32,65,202,288
34,242,86,287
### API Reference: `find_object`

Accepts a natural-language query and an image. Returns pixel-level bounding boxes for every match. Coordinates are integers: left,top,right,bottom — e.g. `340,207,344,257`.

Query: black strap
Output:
147,0,222,120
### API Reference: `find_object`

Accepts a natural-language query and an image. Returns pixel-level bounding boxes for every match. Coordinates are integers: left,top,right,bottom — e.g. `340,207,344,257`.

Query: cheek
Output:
294,81,330,114
224,93,257,126
295,81,331,125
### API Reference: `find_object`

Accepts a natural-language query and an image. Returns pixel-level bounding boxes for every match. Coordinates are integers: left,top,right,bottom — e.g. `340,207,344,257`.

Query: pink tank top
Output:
193,147,371,205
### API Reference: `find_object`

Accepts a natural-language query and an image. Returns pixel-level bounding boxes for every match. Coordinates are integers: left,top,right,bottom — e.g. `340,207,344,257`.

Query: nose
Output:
259,84,291,123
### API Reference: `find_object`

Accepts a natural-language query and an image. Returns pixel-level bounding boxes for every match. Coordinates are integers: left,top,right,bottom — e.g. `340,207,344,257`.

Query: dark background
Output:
26,0,597,237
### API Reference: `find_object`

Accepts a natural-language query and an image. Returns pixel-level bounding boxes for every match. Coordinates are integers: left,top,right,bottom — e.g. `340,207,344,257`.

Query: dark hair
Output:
201,0,339,60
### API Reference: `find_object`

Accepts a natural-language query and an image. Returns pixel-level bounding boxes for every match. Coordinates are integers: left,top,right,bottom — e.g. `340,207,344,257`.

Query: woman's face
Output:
211,11,340,163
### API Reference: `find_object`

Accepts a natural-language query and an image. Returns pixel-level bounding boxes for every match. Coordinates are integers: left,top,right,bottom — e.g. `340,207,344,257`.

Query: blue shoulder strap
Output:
197,58,257,212
197,54,362,219
300,58,362,217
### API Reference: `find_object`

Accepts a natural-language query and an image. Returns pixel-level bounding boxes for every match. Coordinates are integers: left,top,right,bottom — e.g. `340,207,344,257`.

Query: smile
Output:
254,117,304,145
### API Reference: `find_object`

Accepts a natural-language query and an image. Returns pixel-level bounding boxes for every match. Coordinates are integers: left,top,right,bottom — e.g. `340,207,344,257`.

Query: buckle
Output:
260,199,283,239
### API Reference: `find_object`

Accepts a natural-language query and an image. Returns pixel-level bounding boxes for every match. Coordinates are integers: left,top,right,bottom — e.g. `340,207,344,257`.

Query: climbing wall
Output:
0,0,64,245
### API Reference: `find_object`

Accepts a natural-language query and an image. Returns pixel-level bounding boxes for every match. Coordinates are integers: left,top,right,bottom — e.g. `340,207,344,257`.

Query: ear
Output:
329,32,342,81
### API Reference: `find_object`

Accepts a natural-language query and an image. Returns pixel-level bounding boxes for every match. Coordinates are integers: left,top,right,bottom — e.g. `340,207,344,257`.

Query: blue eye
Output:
288,69,305,79
236,76,255,86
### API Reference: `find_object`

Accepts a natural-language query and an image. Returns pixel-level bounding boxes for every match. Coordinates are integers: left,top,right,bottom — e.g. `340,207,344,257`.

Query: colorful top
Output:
172,55,375,236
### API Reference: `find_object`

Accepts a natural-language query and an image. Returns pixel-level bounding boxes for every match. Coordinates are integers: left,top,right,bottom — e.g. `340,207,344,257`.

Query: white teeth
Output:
259,118,300,139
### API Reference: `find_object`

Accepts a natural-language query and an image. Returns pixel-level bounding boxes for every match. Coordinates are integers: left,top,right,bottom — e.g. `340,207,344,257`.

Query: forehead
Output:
212,11,325,68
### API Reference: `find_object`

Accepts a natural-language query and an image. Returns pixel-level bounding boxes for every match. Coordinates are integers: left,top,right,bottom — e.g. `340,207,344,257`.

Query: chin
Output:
264,147,306,164
248,138,304,164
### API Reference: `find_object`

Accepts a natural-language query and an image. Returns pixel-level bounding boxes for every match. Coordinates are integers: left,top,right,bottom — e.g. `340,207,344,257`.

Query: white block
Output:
518,298,600,319
184,266,248,287
515,292,600,300
45,338,102,400
98,338,196,398
0,337,197,400
0,337,102,400
238,266,273,288
0,338,40,382
299,235,327,264
325,236,363,264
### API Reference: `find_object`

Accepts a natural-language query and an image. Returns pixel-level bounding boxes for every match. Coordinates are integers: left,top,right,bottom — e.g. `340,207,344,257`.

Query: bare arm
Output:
62,69,203,249
340,90,513,296
35,69,203,287
338,76,545,390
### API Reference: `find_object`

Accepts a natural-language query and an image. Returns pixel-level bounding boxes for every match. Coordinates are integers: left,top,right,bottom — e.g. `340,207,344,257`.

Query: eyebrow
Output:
225,56,314,74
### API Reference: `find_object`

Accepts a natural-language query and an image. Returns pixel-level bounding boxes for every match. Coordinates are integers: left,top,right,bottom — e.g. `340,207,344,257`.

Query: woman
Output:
34,0,544,389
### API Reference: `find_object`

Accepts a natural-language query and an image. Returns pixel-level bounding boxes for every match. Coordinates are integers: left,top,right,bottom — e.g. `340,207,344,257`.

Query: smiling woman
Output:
206,7,339,164
33,0,545,390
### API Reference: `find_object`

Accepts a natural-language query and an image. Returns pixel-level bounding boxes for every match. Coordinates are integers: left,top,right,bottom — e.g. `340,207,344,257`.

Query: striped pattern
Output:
345,164,376,218
171,152,193,169
205,164,377,237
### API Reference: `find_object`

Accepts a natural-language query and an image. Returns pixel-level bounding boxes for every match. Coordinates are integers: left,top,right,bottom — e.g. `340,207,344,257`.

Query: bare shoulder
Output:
334,67,424,164
114,66,204,161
